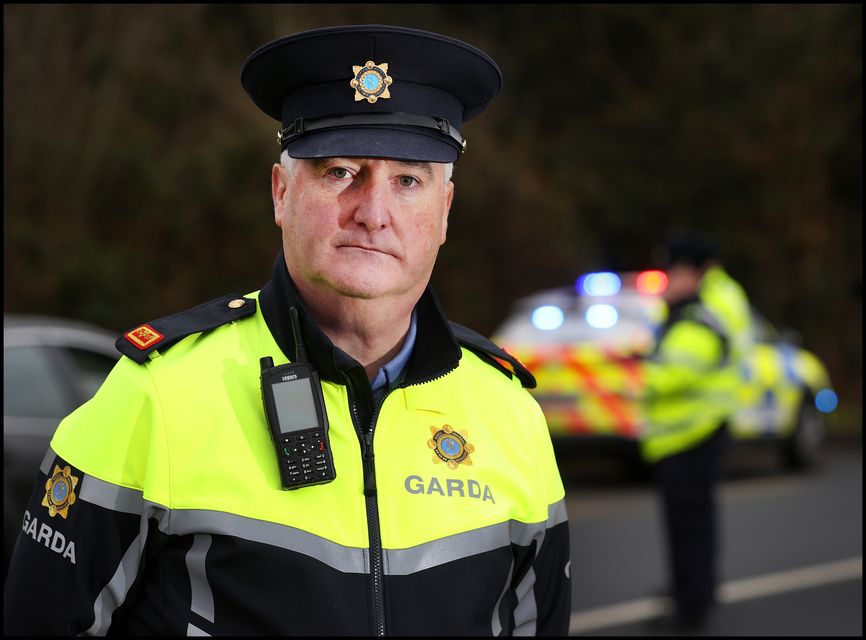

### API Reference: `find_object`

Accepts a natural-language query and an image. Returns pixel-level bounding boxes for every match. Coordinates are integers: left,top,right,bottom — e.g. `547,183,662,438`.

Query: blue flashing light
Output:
585,304,619,329
531,305,565,331
815,389,838,413
577,272,622,297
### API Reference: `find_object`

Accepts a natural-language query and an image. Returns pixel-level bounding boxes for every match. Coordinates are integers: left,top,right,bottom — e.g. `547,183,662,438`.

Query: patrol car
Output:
492,270,837,471
3,315,120,578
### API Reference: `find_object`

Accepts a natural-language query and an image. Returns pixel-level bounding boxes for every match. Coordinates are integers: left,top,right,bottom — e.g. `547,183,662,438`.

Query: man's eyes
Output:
325,167,422,189
327,167,352,179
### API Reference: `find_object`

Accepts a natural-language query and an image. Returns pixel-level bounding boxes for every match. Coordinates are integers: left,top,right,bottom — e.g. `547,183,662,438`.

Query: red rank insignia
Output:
124,324,164,350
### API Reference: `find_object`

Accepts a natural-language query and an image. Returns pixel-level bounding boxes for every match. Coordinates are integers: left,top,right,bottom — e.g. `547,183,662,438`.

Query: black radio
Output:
260,308,336,490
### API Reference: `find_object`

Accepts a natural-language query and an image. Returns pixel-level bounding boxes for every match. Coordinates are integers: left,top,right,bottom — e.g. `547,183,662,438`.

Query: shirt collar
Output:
371,308,418,395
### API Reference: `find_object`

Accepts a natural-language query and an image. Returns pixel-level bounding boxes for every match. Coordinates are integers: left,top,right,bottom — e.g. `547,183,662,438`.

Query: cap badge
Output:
42,464,79,519
351,61,392,103
124,324,165,350
428,425,475,469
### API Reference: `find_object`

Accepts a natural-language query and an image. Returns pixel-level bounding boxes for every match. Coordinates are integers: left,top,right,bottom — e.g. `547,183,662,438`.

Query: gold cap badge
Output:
428,425,475,469
350,61,392,103
42,465,79,519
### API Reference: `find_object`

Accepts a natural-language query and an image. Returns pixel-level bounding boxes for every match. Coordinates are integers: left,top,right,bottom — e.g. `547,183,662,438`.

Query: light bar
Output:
577,272,622,297
585,304,618,329
636,270,668,295
532,305,565,331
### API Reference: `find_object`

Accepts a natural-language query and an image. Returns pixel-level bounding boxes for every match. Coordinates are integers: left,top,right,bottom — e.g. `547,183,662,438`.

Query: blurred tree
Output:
3,4,861,413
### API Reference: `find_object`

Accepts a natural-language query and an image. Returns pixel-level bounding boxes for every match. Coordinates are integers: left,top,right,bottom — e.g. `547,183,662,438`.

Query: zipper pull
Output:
362,431,376,497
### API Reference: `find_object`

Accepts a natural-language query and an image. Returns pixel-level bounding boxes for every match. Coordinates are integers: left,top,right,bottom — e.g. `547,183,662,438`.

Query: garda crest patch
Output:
428,425,474,469
42,465,79,519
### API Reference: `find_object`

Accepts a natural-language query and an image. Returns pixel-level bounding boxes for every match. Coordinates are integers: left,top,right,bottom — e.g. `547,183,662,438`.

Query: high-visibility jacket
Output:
640,296,738,464
699,265,755,363
4,255,571,636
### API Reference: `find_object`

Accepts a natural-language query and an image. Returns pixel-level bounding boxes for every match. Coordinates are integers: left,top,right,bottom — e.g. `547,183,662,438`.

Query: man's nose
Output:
352,177,391,231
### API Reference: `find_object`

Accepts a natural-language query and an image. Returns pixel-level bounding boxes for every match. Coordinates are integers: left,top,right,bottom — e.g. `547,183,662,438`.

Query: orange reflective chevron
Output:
563,354,640,437
514,345,644,438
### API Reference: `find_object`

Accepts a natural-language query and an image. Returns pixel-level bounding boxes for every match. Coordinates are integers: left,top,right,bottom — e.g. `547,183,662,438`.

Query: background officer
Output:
641,233,751,632
4,25,571,635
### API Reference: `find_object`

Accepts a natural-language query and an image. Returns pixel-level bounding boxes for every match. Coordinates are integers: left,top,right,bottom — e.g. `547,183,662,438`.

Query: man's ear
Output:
440,180,454,245
272,163,288,226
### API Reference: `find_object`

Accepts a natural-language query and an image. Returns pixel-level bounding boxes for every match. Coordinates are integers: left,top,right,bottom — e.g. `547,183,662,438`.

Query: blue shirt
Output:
371,309,417,404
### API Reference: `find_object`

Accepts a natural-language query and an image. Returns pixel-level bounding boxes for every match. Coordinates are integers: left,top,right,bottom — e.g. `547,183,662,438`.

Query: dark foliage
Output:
4,4,861,409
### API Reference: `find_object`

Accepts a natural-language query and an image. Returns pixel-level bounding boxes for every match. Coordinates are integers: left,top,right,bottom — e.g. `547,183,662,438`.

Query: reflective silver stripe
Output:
187,534,214,623
81,531,145,636
385,523,511,575
491,556,514,636
513,567,538,636
548,500,568,528
513,510,549,637
384,507,562,576
187,623,211,636
80,475,144,515
164,509,368,575
499,502,565,636
40,447,56,475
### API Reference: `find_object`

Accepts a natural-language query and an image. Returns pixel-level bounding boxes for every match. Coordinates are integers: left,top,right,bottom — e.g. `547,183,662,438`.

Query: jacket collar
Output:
258,250,462,388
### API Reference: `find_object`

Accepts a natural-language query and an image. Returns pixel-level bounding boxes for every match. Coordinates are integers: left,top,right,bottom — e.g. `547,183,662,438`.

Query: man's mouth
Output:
339,243,394,257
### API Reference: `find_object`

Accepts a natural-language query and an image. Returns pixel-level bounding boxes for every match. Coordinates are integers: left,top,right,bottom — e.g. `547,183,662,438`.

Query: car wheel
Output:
782,392,824,470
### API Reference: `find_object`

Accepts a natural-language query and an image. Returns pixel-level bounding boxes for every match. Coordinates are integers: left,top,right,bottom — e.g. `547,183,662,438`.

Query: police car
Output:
492,270,838,470
3,315,120,578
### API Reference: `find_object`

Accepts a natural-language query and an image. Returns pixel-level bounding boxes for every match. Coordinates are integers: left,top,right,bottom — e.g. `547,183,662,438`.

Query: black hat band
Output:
277,113,466,154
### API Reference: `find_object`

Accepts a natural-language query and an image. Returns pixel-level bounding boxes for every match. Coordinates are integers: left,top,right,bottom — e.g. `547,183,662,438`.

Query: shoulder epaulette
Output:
116,294,257,364
449,321,536,389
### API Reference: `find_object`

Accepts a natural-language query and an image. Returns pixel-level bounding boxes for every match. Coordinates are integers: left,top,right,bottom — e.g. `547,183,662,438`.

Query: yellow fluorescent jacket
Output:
641,298,739,464
4,261,571,636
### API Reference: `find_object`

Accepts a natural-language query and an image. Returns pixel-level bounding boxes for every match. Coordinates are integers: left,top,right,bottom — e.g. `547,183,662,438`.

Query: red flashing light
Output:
636,270,668,295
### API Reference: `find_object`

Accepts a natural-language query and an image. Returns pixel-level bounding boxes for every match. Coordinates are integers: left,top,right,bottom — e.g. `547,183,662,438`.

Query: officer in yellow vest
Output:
4,26,571,635
642,234,746,632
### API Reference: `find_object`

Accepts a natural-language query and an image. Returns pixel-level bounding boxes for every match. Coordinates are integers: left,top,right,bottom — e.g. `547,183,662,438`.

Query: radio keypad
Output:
279,433,330,483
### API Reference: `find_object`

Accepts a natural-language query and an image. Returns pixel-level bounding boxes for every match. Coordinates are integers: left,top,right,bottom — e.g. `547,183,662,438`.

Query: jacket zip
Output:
344,361,458,637
344,375,386,637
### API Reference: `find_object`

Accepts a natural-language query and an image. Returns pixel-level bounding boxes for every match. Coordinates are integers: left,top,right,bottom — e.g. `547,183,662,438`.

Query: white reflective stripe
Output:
385,503,564,576
548,500,568,527
491,558,515,636
80,475,144,515
386,522,511,575
513,514,549,637
80,532,145,636
186,623,211,636
513,567,538,636
186,534,214,623
40,447,56,475
164,508,367,575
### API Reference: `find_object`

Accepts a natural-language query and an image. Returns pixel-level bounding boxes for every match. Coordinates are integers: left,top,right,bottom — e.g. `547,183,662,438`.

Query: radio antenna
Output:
289,307,308,363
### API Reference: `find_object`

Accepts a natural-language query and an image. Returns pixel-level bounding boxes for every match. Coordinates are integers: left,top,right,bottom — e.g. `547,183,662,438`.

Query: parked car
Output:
3,314,120,577
492,270,837,470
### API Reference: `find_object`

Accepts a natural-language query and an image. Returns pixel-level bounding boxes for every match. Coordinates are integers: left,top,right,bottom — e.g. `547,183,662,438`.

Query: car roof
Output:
4,314,119,357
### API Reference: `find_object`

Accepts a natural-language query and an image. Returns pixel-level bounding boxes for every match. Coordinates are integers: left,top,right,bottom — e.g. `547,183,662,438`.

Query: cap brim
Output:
284,128,460,163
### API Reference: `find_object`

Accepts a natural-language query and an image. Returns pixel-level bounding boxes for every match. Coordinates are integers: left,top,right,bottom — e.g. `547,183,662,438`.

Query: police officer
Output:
641,234,749,632
4,25,571,635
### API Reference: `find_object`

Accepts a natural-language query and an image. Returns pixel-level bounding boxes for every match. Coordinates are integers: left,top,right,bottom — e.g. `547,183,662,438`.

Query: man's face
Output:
662,263,704,305
272,157,454,303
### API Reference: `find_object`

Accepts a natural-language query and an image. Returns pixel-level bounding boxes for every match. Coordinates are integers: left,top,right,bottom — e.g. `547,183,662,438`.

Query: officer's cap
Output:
241,25,502,163
656,232,720,269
